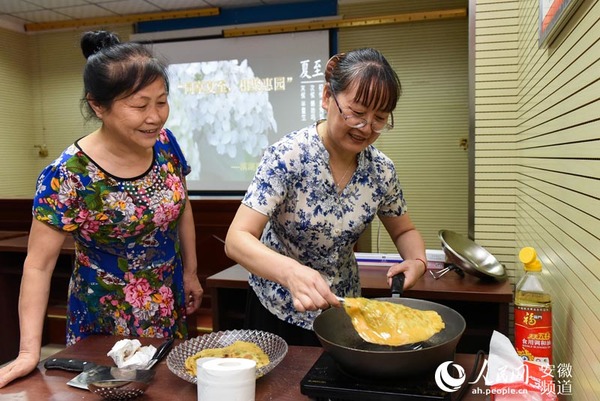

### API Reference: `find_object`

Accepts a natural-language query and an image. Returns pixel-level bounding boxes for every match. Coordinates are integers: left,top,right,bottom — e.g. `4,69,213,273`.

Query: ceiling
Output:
0,0,366,32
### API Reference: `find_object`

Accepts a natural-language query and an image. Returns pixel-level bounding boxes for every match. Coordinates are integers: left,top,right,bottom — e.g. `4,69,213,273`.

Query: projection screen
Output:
152,30,331,194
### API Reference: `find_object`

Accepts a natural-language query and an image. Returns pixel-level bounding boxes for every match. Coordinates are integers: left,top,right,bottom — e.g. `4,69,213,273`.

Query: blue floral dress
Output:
242,121,407,330
33,129,190,345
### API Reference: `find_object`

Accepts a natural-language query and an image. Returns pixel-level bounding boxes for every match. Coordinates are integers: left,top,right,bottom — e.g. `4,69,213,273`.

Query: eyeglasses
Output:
330,90,394,134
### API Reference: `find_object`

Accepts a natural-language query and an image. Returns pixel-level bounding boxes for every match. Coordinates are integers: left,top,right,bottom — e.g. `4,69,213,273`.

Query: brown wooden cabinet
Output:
207,264,513,354
187,198,241,301
0,234,76,363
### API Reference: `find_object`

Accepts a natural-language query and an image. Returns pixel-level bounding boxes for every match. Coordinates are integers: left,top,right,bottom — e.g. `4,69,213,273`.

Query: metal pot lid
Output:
438,230,507,282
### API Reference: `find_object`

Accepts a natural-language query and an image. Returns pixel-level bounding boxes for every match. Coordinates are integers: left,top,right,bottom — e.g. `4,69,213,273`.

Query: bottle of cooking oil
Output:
514,247,552,365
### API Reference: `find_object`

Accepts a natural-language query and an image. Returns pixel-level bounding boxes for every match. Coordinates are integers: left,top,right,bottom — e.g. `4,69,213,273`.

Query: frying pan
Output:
313,297,466,379
439,230,507,282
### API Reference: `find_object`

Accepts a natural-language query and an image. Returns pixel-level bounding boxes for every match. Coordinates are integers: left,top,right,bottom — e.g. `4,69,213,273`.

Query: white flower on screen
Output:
166,60,276,179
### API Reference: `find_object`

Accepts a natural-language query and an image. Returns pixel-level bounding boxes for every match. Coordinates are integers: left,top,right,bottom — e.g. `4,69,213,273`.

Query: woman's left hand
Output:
386,259,427,290
183,273,203,315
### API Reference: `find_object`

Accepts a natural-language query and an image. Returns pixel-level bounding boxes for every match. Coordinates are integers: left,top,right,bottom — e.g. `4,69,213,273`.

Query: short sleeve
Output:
376,159,407,218
32,146,81,231
161,128,191,176
242,142,293,217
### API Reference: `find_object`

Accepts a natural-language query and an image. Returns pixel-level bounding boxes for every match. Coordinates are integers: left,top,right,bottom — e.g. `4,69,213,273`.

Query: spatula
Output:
335,272,405,304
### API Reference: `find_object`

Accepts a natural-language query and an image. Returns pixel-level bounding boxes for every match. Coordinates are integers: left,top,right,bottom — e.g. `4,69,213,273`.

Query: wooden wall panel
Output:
340,0,470,251
475,0,600,398
0,30,38,197
0,26,132,198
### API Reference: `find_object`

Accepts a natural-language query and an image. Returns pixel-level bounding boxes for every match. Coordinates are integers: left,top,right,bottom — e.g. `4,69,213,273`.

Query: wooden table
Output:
207,264,513,353
1,335,491,400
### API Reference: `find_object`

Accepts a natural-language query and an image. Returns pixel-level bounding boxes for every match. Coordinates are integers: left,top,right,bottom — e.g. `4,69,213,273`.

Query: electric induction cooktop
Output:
300,352,451,401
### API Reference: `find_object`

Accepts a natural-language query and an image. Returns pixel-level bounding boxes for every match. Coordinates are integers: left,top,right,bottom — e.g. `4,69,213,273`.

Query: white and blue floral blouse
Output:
242,121,407,329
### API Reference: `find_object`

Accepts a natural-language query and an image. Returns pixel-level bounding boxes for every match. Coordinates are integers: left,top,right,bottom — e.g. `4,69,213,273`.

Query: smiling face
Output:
322,83,391,154
321,49,400,156
90,78,169,150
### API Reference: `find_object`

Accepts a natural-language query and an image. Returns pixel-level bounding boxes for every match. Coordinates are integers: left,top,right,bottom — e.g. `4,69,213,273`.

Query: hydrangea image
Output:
166,60,277,180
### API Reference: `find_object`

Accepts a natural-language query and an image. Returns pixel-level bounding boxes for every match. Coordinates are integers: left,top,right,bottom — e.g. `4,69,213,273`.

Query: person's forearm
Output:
395,229,426,261
178,199,197,276
225,206,339,310
18,220,64,356
225,228,300,287
18,263,54,357
393,229,428,279
224,205,300,286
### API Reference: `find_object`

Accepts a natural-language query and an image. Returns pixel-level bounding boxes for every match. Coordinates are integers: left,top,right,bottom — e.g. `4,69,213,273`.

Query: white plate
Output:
166,329,288,382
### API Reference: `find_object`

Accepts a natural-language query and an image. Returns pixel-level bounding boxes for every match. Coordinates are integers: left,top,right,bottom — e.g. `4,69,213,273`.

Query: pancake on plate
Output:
185,340,270,376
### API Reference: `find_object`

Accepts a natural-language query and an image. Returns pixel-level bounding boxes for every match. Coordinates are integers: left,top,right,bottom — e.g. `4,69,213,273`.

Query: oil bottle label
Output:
514,305,552,365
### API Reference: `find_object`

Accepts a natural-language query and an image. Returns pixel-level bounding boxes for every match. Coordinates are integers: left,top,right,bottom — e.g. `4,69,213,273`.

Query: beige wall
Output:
0,29,38,197
0,26,131,197
475,0,600,398
340,0,470,250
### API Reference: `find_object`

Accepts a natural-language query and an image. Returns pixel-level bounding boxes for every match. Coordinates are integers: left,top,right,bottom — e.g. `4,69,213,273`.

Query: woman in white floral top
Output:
225,48,427,346
0,31,203,388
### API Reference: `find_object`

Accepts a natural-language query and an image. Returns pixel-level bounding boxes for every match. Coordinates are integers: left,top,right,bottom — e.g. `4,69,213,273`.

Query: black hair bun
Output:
80,31,121,59
325,53,345,82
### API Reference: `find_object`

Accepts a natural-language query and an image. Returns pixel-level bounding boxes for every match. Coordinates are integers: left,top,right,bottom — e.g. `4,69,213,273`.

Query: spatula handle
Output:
145,338,174,369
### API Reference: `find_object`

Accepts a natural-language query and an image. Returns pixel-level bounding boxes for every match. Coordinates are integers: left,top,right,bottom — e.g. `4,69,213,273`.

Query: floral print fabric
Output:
33,129,190,345
242,121,407,330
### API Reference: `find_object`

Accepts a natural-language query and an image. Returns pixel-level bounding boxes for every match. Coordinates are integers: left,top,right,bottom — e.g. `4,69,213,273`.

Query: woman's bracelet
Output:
415,258,428,276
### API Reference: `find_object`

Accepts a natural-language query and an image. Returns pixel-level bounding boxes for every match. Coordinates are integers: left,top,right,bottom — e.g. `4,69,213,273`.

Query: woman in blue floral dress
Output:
225,49,427,346
0,31,202,388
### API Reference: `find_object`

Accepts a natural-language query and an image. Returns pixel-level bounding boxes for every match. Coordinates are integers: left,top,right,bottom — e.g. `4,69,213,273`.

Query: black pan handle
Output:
391,272,405,297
